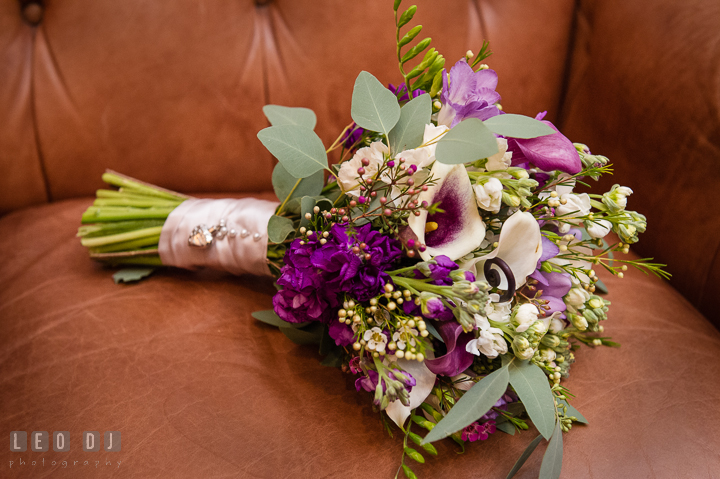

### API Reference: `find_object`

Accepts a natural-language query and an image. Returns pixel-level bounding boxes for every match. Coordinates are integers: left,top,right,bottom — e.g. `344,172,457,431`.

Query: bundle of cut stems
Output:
77,170,190,266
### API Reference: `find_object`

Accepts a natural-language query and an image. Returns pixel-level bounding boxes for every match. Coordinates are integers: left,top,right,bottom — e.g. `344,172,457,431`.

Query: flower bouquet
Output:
78,1,667,477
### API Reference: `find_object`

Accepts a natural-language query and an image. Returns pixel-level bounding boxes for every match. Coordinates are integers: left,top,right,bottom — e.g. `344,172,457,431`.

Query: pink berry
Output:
384,209,392,216
361,158,370,166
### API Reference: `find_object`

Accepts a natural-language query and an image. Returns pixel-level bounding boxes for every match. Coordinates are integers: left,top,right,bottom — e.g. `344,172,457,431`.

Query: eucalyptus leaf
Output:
279,323,324,345
271,163,323,204
251,310,309,329
262,105,317,129
539,421,563,479
559,399,588,424
389,93,431,154
257,125,328,179
508,360,556,440
484,114,554,139
594,279,608,295
435,118,499,165
300,196,317,228
112,267,154,284
424,321,443,343
505,434,544,479
422,364,509,444
351,71,401,137
495,421,516,436
267,215,294,244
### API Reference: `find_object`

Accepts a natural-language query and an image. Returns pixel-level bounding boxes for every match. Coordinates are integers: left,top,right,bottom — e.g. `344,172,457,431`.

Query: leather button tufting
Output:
21,1,44,25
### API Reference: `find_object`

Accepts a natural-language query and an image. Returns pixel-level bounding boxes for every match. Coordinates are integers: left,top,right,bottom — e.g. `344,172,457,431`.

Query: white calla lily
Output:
460,211,542,289
408,161,486,261
385,358,437,427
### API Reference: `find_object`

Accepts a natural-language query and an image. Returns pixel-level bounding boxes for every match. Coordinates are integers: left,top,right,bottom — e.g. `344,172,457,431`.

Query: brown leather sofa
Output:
2,0,719,477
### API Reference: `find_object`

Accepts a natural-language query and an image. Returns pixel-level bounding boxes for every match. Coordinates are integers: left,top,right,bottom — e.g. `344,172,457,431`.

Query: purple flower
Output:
389,83,425,103
529,237,572,317
341,122,364,149
437,60,501,128
328,321,355,346
461,420,497,442
424,322,475,376
273,223,402,324
507,112,582,175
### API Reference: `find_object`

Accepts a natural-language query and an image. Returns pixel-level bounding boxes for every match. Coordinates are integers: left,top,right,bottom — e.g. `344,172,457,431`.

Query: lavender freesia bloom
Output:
508,111,582,175
437,60,501,128
530,236,572,317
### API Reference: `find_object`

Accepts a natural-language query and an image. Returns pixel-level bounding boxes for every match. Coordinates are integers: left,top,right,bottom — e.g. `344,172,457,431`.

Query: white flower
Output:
538,348,557,362
337,141,387,196
460,211,543,290
549,317,565,334
392,327,418,351
514,303,540,333
363,327,388,352
484,293,512,323
466,328,508,358
586,219,612,239
473,177,503,213
407,161,486,261
556,193,591,218
485,138,512,171
565,287,590,308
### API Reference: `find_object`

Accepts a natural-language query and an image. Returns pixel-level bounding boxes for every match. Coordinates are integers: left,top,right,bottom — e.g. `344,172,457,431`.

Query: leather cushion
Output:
1,199,719,477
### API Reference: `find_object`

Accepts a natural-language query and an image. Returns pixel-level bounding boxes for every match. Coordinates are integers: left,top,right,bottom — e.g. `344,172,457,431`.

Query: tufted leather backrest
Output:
0,0,574,211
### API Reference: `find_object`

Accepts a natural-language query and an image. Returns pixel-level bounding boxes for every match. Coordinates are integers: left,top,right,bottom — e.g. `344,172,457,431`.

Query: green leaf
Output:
508,360,556,440
271,163,323,204
404,447,425,464
401,464,417,479
257,125,328,179
594,279,608,295
422,364,509,444
435,118,499,165
423,320,443,343
496,421,516,435
262,105,317,129
400,37,431,64
505,434,544,479
267,215,294,244
112,267,154,284
484,114,555,139
539,421,563,479
398,25,422,48
559,399,588,424
300,196,317,228
279,323,324,345
388,93,431,154
251,310,309,329
320,347,345,368
397,5,417,27
351,71,401,137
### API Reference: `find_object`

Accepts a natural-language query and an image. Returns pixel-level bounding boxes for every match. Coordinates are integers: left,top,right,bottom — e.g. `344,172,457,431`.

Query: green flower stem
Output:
88,234,161,253
391,276,444,295
276,178,302,216
80,226,164,247
93,198,182,208
101,172,188,202
102,255,163,266
81,206,177,223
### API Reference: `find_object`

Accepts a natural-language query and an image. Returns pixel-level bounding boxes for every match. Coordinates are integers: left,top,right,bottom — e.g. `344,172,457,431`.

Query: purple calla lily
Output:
507,112,582,174
424,322,475,376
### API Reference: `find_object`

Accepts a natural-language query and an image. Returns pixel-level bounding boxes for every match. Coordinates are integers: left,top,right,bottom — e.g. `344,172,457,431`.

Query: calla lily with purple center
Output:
460,211,542,290
507,111,582,175
408,161,486,261
424,321,475,376
438,60,502,128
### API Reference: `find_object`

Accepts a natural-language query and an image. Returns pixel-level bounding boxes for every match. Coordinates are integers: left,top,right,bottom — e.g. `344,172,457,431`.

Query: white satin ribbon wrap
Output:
159,198,279,277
